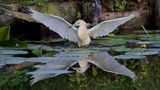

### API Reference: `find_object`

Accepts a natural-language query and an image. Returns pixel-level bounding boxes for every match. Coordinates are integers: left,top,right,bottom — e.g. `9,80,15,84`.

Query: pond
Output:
0,30,160,90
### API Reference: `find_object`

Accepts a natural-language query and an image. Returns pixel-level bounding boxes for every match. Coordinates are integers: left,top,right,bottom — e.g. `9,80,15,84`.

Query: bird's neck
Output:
78,25,87,33
79,25,87,29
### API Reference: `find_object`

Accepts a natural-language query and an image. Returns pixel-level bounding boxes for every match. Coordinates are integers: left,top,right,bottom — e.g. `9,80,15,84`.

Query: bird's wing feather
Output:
29,8,79,43
89,51,136,80
89,13,136,38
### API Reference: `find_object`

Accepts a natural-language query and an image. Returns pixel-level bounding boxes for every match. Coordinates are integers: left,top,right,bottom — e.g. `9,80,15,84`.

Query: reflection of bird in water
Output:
29,8,137,47
26,51,136,85
0,49,137,85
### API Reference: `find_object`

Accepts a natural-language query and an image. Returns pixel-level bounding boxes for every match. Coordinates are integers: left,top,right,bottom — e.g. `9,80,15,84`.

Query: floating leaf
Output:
125,51,159,56
28,44,54,51
114,55,146,60
0,50,28,55
0,55,27,68
32,47,42,57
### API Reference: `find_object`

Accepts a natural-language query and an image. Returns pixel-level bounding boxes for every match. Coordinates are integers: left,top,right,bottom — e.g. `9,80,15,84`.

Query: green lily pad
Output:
32,47,43,57
0,50,28,55
127,41,153,45
112,46,142,52
125,51,159,56
114,55,146,60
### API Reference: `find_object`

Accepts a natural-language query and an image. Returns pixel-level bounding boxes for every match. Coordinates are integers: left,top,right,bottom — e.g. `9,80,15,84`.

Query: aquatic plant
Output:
0,25,10,41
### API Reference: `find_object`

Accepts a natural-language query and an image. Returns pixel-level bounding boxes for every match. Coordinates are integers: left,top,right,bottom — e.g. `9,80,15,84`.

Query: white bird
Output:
29,8,137,47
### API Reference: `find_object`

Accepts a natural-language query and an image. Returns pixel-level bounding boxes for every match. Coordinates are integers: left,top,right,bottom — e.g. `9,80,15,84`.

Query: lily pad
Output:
149,44,160,48
114,55,146,60
126,41,153,45
93,38,126,47
125,51,159,56
0,55,27,68
32,47,43,57
112,46,142,52
0,50,28,55
28,44,55,51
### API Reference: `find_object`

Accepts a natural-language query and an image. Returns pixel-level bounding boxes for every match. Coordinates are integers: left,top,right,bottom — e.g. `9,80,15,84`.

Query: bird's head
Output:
69,20,91,29
73,20,87,28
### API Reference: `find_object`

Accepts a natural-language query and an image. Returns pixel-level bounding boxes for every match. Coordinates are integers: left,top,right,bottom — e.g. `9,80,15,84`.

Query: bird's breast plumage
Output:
78,26,91,47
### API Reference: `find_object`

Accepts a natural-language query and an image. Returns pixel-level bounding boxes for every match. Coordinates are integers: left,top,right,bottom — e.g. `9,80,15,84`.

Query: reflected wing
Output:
29,8,79,43
27,60,78,85
89,51,137,80
27,69,73,85
89,13,136,38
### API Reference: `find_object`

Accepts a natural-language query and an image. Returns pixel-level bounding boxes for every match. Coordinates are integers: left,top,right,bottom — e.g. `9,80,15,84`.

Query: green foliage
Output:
32,47,43,57
63,8,70,16
0,0,94,4
0,40,27,47
114,0,127,11
107,0,127,11
92,66,98,77
0,0,49,4
0,9,5,15
0,0,151,5
0,67,32,90
46,3,60,15
0,0,74,4
77,11,81,19
75,0,85,4
0,25,10,42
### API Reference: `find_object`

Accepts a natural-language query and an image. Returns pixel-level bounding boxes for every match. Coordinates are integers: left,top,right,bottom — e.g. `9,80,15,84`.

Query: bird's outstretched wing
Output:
89,13,137,38
89,51,137,80
29,8,79,43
